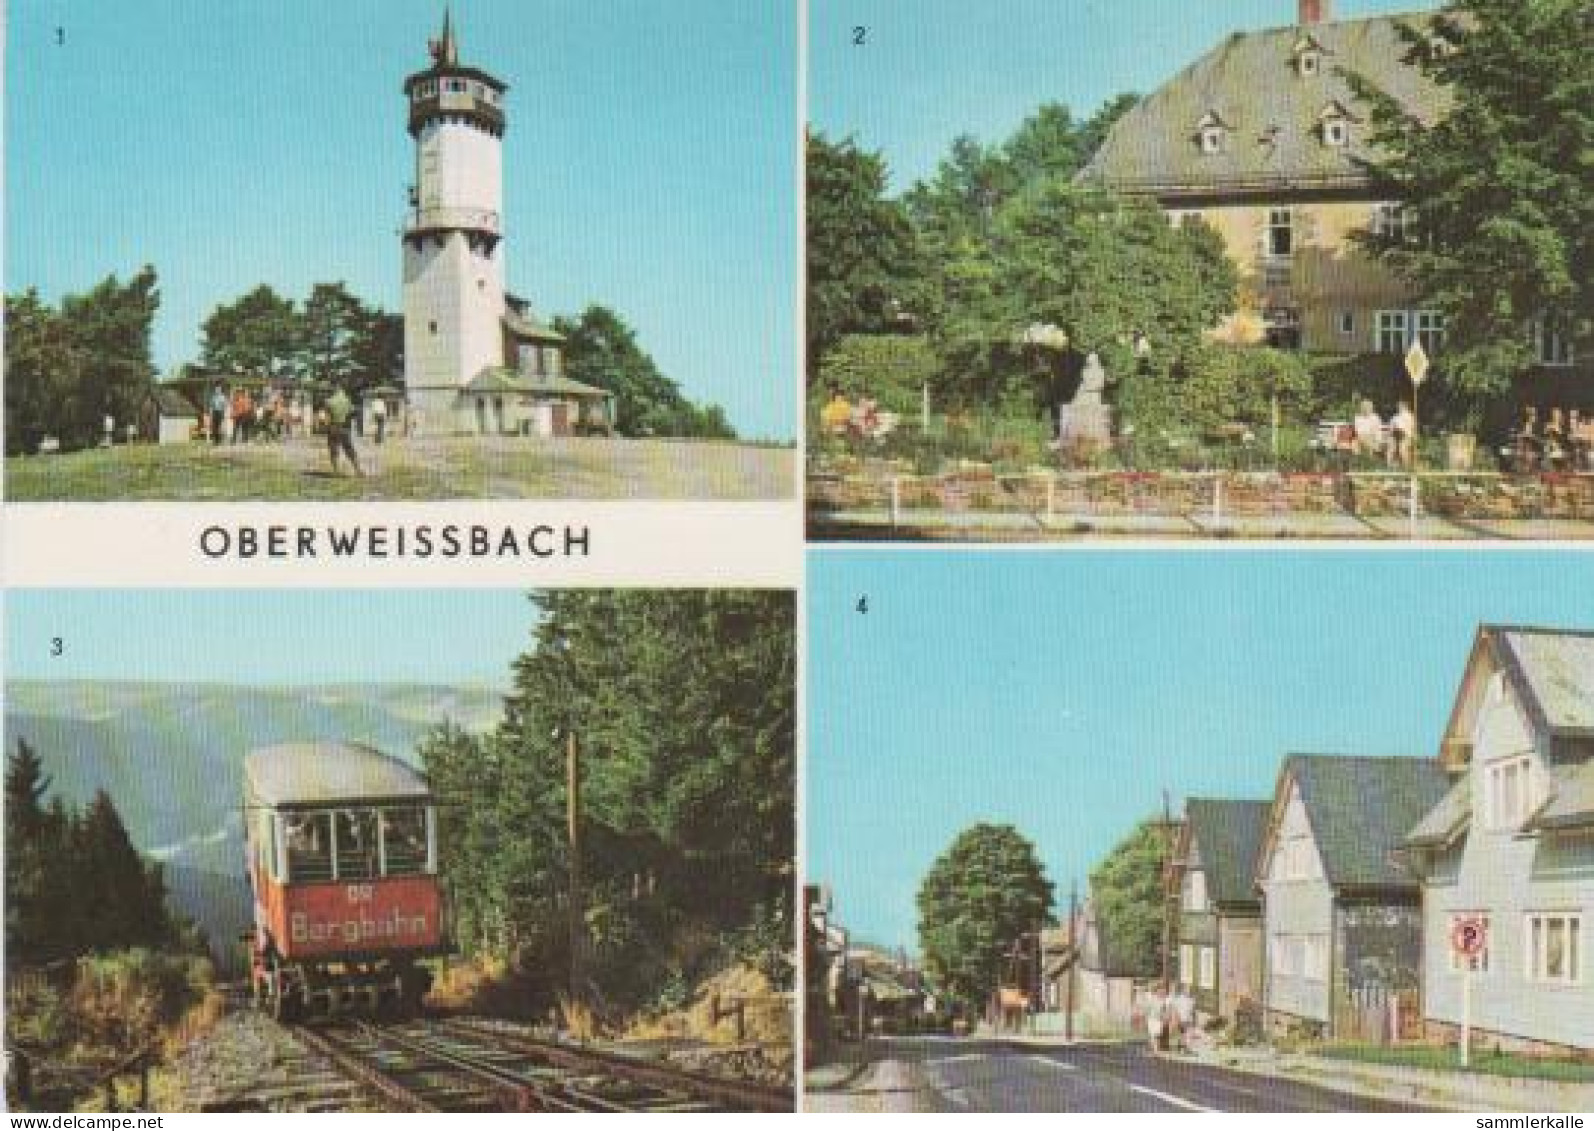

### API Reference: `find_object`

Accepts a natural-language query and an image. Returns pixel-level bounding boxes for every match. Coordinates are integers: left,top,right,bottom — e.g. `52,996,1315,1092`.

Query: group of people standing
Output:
1348,398,1418,469
203,386,306,446
1140,983,1199,1055
1512,405,1594,472
203,384,382,476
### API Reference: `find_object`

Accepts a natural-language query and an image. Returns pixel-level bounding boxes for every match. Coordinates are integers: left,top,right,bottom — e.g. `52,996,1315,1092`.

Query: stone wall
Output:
809,468,1594,522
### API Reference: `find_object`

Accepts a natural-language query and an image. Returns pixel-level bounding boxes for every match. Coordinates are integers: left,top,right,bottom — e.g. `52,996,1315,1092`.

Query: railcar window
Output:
285,812,334,883
335,809,381,881
382,808,429,875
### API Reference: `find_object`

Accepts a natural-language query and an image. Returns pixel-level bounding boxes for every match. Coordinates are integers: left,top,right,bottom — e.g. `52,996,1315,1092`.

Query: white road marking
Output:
1129,1084,1219,1112
1027,1055,1078,1070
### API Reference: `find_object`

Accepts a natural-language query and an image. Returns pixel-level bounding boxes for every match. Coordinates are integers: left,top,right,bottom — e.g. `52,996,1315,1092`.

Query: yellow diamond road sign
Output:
1405,339,1430,386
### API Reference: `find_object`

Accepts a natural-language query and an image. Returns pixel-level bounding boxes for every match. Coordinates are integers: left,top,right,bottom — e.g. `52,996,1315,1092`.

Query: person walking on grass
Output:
325,387,364,477
209,386,227,446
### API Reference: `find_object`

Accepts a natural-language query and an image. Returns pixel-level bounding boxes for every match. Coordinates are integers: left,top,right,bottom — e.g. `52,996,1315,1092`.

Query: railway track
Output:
291,1018,793,1113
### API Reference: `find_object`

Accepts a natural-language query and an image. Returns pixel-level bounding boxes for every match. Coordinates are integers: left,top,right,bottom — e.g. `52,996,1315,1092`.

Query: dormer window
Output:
1299,50,1321,76
1318,101,1356,148
1292,34,1331,78
1196,112,1231,156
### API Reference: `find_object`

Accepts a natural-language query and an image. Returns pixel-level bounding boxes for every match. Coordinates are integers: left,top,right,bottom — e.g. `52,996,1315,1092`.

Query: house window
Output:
1448,914,1491,974
1525,913,1582,985
1281,835,1314,880
1266,209,1294,259
1270,934,1292,976
1180,943,1196,987
1533,317,1576,367
1376,311,1410,354
1324,120,1348,147
1371,202,1407,241
1486,756,1535,830
1200,126,1225,155
1415,311,1446,356
1299,51,1321,76
1184,869,1208,912
1338,312,1355,337
1198,947,1216,990
429,320,438,335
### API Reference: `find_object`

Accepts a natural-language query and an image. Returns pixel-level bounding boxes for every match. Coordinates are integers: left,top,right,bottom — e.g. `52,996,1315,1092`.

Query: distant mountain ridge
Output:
5,680,505,970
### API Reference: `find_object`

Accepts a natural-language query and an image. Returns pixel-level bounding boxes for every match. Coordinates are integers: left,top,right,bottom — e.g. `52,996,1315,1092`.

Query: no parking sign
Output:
1451,915,1487,961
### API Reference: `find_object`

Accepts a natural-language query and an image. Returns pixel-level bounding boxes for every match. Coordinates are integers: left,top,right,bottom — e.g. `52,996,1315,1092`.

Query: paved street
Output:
804,1038,1438,1113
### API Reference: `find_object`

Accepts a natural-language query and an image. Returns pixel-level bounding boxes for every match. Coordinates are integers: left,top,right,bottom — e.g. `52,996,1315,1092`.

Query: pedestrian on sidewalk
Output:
1144,983,1168,1053
1171,986,1195,1053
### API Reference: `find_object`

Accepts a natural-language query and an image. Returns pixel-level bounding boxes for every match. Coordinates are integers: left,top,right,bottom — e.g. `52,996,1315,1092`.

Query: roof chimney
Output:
1299,0,1330,23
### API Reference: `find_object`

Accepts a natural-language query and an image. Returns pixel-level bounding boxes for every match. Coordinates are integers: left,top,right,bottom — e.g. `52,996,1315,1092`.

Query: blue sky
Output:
810,0,1443,192
7,0,797,441
5,590,538,685
808,550,1594,950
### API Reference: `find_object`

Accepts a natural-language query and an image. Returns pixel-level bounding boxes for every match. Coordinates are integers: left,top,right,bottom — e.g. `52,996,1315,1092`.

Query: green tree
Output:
806,133,925,373
299,282,368,391
552,305,735,439
4,290,81,455
5,740,61,960
1088,819,1174,982
71,791,174,953
60,266,161,440
916,823,1054,1011
421,590,794,1008
348,308,405,394
813,334,940,416
200,284,300,379
1347,0,1594,420
934,184,1237,408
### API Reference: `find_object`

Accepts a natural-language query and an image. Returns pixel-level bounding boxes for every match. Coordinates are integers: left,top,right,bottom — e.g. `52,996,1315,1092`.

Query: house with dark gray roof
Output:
1255,753,1450,1039
1082,1,1447,357
1169,799,1270,1024
1402,626,1594,1059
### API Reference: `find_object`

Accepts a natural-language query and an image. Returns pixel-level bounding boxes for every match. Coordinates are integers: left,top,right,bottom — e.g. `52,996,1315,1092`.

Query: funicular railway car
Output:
243,743,448,1020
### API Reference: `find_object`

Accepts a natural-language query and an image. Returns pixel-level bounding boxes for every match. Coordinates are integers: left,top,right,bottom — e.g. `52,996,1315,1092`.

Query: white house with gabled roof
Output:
1401,625,1594,1058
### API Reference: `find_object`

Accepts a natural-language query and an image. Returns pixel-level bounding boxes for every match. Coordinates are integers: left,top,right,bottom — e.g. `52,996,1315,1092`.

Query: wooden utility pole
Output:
1160,791,1174,989
1065,881,1078,1041
567,727,583,1003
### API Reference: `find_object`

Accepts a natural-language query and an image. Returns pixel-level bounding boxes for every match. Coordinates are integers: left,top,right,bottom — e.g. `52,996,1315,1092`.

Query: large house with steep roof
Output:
1169,799,1271,1026
1084,1,1449,358
1401,626,1594,1058
1256,753,1450,1039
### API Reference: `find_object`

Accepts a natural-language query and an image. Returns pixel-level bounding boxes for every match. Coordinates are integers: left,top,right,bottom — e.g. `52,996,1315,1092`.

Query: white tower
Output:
401,11,510,426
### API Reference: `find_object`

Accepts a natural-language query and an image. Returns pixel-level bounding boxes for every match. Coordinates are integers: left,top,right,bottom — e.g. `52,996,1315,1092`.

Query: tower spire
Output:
430,7,458,66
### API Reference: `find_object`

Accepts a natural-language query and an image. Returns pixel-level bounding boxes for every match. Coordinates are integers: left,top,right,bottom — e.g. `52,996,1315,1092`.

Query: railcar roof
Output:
244,742,430,807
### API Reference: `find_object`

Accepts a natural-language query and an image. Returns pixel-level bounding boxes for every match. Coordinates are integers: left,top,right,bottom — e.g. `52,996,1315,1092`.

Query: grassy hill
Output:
5,680,505,970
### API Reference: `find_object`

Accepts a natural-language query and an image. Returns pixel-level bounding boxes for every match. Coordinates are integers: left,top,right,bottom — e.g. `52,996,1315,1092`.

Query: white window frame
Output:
1371,202,1407,241
1180,943,1196,987
1338,311,1355,337
1447,913,1492,974
1266,208,1294,259
1486,755,1534,831
1198,946,1216,990
1184,869,1209,912
1201,126,1225,155
1299,51,1321,76
1415,311,1446,356
1324,119,1348,147
1533,317,1577,367
1524,912,1582,985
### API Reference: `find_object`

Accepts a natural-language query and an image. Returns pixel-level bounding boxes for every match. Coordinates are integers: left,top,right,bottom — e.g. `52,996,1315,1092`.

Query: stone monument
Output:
1056,351,1113,455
